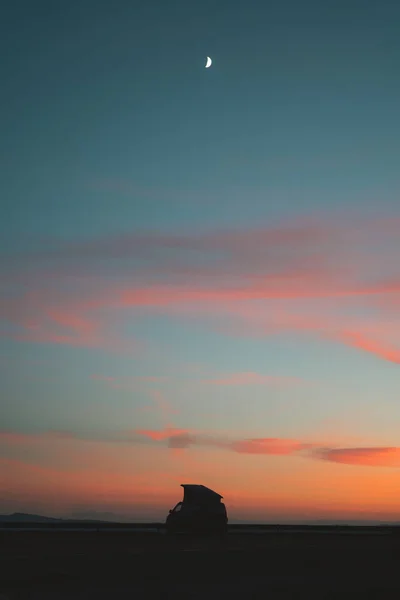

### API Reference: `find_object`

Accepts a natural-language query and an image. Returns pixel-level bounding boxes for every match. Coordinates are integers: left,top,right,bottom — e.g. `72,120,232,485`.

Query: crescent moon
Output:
205,56,212,68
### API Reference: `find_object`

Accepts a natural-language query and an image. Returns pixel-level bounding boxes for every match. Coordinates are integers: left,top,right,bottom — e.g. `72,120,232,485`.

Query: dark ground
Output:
1,530,400,599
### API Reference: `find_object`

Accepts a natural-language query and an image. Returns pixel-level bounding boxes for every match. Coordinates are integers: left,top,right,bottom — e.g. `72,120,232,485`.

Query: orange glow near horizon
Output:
2,434,400,522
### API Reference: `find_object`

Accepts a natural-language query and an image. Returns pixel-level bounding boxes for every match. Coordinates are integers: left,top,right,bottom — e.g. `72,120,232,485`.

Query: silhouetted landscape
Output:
0,512,400,528
2,512,400,528
2,527,400,599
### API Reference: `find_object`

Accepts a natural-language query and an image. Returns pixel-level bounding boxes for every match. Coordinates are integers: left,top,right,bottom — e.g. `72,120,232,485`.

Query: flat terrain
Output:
1,530,400,599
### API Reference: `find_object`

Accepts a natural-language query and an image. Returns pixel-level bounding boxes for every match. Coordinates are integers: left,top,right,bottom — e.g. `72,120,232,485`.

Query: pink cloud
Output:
6,215,399,297
134,427,189,442
32,213,399,275
133,428,310,456
0,428,152,448
277,309,400,366
336,331,400,365
211,300,400,366
1,214,400,363
130,427,400,469
315,447,400,467
167,432,196,449
230,438,309,455
0,288,140,353
2,428,400,470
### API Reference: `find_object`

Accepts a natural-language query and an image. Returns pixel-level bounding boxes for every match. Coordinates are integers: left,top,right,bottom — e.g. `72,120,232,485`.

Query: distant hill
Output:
1,513,399,527
0,513,108,523
0,513,62,523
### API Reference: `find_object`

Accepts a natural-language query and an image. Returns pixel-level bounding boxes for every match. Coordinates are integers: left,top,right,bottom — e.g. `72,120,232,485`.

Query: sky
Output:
1,0,400,523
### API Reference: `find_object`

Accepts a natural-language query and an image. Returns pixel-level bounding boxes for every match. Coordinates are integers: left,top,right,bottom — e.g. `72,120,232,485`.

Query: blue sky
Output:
1,0,400,521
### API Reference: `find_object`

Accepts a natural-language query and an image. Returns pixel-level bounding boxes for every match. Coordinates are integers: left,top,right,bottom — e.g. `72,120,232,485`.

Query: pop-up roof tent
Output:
181,484,223,505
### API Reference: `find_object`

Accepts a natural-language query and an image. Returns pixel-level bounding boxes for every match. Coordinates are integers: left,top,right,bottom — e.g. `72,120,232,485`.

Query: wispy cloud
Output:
212,300,400,365
313,447,400,467
0,288,140,353
230,438,311,455
90,371,305,390
134,427,188,442
134,429,312,456
335,331,400,365
11,214,399,291
138,429,400,467
2,428,400,468
0,429,149,447
129,427,400,469
1,214,400,362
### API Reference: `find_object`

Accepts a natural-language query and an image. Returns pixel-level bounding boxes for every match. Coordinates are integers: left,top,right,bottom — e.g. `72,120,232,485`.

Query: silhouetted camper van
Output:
166,484,228,535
